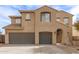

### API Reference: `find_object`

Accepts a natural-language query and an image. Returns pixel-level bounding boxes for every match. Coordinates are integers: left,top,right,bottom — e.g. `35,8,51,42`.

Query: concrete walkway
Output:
0,44,78,54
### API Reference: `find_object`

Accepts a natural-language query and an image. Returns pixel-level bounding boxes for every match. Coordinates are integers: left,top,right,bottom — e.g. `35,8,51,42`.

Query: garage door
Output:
9,32,35,44
39,32,52,44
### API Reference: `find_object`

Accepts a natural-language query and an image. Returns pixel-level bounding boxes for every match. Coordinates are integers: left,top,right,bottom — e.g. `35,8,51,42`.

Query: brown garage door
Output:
39,32,52,44
9,32,35,44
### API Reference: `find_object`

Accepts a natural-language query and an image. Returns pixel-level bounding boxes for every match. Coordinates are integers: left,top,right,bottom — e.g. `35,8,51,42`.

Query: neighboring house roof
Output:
3,24,23,30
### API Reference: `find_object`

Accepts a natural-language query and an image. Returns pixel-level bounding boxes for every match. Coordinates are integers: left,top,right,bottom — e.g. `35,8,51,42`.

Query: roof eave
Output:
19,10,34,13
9,16,22,19
60,10,74,16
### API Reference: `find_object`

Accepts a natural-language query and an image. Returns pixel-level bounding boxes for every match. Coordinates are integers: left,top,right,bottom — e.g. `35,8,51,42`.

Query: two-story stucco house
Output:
3,6,73,45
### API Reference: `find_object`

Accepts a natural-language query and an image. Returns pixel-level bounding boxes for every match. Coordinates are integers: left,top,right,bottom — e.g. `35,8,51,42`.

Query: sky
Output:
0,5,79,34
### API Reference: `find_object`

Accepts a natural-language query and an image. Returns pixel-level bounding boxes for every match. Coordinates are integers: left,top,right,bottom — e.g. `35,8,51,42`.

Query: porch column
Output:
52,32,56,45
5,33,9,44
35,32,39,45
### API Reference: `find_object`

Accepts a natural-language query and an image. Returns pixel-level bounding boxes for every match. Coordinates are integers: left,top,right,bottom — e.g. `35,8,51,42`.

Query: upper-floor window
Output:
64,17,69,24
56,17,60,22
25,13,31,21
41,12,51,22
16,19,21,24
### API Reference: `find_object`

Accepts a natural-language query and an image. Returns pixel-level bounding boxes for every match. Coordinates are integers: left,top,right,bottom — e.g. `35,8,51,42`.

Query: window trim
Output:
41,12,51,22
16,19,21,24
64,17,69,24
56,17,60,22
25,13,31,21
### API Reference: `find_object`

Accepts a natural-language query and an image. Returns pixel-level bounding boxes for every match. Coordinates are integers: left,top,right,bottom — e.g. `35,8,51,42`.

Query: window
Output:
16,19,21,24
41,12,51,22
56,17,60,22
25,13,31,21
64,17,69,24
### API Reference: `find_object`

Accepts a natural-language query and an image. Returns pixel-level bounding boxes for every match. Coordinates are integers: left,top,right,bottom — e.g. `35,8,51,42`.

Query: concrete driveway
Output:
0,44,78,54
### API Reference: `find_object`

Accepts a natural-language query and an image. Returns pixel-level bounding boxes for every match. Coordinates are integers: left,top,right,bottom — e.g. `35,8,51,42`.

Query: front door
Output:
56,29,62,43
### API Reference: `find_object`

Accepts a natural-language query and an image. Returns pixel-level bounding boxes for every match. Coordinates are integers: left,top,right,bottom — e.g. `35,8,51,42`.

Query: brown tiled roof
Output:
19,6,59,13
19,6,73,16
5,6,73,30
59,10,73,16
35,5,58,12
9,16,21,18
19,10,34,13
3,24,23,30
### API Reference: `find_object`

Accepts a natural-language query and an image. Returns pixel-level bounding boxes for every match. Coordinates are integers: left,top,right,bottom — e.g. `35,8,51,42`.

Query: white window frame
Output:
64,17,69,24
16,19,21,24
41,12,50,22
25,13,31,20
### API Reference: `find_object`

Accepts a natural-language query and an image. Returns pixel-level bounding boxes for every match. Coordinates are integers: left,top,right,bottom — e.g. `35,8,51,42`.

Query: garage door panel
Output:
39,32,52,44
9,33,35,44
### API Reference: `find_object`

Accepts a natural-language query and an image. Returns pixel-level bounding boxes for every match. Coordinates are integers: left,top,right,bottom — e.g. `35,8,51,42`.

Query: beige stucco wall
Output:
72,26,79,36
72,27,79,46
21,12,35,32
5,6,73,45
34,6,57,45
